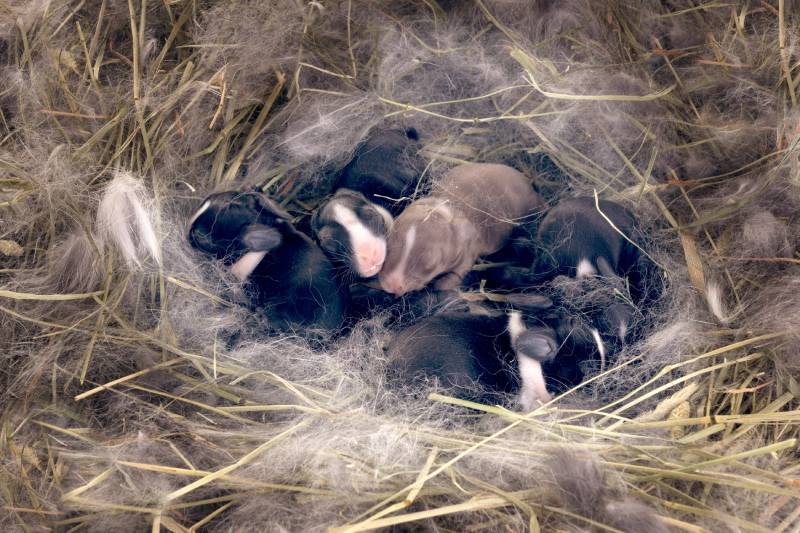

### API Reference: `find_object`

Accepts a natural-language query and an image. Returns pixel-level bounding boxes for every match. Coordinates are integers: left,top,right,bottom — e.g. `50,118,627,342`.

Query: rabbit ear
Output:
241,223,283,252
596,256,618,278
502,293,553,311
515,329,558,362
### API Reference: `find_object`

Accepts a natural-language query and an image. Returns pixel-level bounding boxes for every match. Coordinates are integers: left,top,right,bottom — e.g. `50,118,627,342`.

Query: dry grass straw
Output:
1,1,799,531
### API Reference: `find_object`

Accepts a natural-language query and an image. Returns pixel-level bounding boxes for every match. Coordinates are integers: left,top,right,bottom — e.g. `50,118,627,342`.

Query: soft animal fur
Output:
480,197,648,345
311,126,424,279
385,309,590,408
188,191,348,334
386,312,533,405
379,163,545,295
334,127,424,214
535,197,645,345
536,197,641,284
311,188,394,278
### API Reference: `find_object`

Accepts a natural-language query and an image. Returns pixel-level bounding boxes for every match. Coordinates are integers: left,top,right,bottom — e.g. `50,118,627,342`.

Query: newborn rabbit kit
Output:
188,191,348,335
380,162,546,295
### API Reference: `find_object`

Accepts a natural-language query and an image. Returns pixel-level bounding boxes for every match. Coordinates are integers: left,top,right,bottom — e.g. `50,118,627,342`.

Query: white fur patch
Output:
518,356,551,411
188,200,211,228
380,225,416,293
332,203,386,277
230,251,267,281
507,311,525,342
509,310,552,411
590,327,607,371
331,202,360,229
706,281,731,324
576,258,597,278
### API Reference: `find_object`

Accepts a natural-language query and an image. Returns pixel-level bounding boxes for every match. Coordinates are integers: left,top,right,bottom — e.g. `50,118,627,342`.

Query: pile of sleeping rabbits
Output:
188,127,655,410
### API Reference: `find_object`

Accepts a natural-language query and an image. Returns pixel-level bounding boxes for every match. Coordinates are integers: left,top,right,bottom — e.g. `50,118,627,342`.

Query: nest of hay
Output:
2,1,799,531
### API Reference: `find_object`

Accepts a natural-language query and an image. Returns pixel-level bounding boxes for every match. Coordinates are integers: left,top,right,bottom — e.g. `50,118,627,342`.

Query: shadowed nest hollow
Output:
2,1,800,531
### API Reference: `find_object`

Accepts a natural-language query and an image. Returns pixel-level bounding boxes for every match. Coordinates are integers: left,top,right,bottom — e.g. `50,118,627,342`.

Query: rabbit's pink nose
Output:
354,241,386,277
